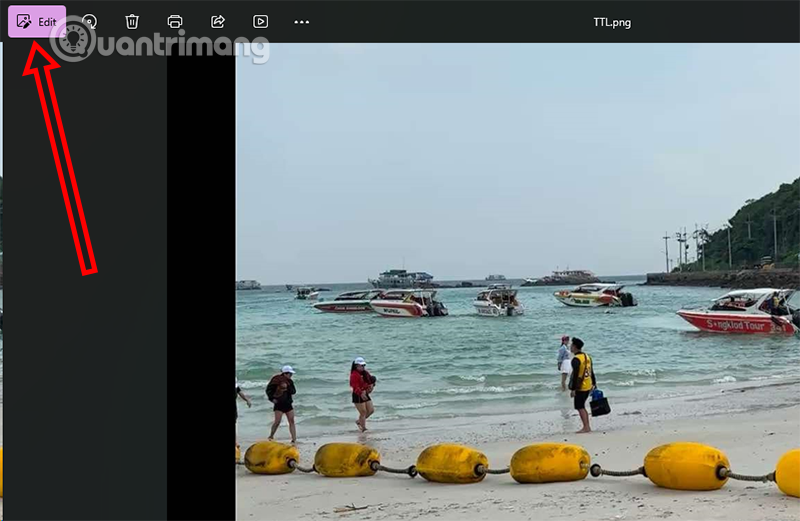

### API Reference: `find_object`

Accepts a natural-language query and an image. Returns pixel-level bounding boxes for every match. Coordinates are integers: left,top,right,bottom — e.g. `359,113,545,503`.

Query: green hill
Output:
683,178,799,272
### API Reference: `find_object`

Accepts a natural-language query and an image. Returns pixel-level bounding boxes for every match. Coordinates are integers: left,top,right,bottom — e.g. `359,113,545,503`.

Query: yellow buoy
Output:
510,443,590,484
644,442,729,491
415,444,488,484
775,449,800,498
236,445,241,463
314,443,380,477
244,441,299,475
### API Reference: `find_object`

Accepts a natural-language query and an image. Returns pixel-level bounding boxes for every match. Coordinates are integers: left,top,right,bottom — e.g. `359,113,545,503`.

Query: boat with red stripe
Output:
312,290,384,313
677,288,800,335
369,289,449,318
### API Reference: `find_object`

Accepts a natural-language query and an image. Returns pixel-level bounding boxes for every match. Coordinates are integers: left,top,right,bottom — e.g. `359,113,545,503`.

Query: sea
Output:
235,280,800,441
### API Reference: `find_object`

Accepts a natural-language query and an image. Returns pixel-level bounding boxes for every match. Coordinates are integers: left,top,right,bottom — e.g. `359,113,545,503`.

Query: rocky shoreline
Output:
645,268,800,289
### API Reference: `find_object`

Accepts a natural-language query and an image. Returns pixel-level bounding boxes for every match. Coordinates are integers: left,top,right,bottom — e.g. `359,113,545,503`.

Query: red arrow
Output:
23,41,98,276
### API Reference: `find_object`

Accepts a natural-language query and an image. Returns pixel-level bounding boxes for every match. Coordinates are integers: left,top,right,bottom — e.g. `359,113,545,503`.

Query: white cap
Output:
354,357,366,366
281,365,296,374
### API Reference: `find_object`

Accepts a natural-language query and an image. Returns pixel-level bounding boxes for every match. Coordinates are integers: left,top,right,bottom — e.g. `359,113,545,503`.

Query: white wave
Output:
713,375,737,384
393,402,437,410
455,375,486,383
421,385,523,395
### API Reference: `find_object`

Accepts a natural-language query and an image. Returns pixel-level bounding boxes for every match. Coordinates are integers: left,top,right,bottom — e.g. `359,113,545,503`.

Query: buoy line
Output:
236,441,799,498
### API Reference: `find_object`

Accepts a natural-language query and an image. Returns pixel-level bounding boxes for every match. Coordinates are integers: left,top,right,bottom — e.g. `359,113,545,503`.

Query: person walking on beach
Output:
568,338,596,434
557,335,571,392
236,378,253,448
267,365,297,443
350,357,376,432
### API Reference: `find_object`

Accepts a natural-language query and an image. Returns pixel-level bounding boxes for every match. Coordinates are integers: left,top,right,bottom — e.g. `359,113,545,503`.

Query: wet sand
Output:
236,379,800,520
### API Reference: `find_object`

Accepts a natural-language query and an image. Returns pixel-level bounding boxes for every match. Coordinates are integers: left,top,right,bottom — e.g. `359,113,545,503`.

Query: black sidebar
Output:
166,47,236,521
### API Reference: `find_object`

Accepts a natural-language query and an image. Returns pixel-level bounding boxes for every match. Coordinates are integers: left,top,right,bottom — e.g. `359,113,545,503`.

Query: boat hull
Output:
554,292,618,308
473,302,524,316
313,301,374,313
370,300,426,318
677,310,796,334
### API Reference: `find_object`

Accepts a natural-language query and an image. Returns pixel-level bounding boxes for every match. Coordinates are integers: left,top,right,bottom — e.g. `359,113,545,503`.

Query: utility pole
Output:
662,232,670,273
693,224,700,263
745,215,753,240
726,224,733,269
675,231,683,272
683,228,689,268
773,207,778,262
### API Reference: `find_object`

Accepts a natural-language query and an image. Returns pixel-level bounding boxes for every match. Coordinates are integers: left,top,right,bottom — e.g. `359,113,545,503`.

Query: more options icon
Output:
253,15,268,28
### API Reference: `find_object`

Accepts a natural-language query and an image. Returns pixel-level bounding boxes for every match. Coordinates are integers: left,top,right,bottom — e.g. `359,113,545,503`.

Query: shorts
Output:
560,360,572,374
352,393,372,404
273,402,293,413
574,390,590,410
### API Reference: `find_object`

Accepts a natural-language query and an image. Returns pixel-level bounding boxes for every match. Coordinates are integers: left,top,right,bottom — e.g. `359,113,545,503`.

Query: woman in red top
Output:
350,357,376,432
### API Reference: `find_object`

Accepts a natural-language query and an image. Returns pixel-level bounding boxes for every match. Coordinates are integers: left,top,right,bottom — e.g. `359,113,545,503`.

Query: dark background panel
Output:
166,50,236,521
3,44,168,519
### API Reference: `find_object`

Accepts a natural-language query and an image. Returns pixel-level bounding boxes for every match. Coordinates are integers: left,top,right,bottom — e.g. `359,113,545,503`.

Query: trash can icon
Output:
126,14,139,30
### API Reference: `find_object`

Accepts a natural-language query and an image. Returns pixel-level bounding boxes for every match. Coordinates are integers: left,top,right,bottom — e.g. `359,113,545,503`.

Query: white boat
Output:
677,288,800,334
474,284,524,316
313,290,384,313
370,289,449,318
296,287,319,300
554,283,637,308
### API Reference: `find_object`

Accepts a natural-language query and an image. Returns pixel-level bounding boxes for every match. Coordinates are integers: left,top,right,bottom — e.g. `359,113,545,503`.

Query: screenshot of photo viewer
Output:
2,1,799,520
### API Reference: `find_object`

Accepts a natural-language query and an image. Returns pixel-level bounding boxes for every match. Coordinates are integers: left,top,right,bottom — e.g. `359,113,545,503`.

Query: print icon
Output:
167,14,183,29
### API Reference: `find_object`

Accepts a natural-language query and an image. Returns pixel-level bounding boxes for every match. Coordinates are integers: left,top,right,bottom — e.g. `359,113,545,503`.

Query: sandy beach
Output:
237,378,800,520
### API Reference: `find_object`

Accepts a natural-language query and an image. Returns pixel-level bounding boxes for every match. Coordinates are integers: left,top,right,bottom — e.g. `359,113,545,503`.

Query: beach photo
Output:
235,44,800,520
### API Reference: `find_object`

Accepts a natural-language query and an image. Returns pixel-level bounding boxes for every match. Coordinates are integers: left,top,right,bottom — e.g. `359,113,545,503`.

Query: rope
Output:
474,464,510,476
589,464,645,478
717,467,775,483
371,461,418,477
288,459,316,473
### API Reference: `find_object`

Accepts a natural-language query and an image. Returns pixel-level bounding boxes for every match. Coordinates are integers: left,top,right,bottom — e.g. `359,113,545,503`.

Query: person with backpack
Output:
267,365,297,444
350,357,376,432
568,337,596,433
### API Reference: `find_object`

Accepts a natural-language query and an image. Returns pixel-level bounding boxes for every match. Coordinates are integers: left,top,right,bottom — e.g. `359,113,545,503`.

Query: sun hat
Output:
281,365,296,374
354,357,366,366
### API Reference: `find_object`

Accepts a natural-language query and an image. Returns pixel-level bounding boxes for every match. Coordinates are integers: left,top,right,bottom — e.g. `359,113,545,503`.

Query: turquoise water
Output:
236,283,800,439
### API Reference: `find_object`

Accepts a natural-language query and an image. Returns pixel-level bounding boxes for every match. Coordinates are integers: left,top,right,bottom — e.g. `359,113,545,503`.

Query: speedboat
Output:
474,284,524,316
369,289,449,318
295,287,319,300
554,283,637,308
677,288,800,334
312,290,384,313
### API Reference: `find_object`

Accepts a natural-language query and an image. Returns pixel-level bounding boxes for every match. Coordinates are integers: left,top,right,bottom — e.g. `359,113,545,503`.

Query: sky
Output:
236,43,800,285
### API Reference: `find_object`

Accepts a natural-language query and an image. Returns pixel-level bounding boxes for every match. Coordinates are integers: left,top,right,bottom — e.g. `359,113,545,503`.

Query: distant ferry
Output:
485,274,507,281
526,270,600,286
235,280,261,290
369,269,435,289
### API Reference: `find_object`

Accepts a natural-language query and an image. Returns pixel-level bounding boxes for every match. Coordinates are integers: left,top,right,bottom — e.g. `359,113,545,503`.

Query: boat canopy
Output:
574,283,623,292
381,289,438,299
713,288,792,302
